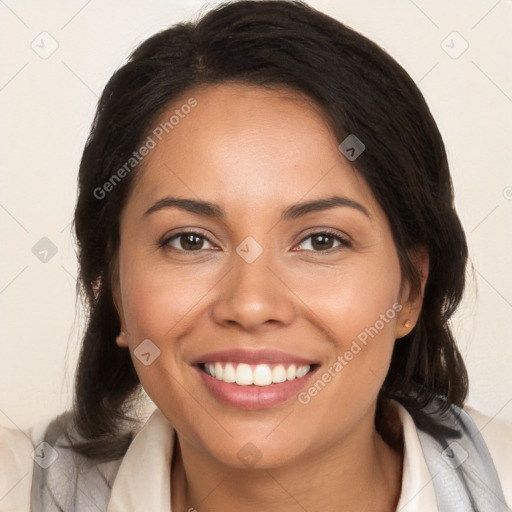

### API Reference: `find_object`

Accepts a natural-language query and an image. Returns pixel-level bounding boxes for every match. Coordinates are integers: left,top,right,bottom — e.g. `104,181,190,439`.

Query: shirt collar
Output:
107,406,174,512
393,401,439,511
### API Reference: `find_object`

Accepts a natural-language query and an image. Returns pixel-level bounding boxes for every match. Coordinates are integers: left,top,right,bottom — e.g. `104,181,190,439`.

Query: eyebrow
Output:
143,195,371,221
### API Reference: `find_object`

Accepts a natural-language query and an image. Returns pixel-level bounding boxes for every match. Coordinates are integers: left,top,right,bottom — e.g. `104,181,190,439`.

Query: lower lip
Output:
194,364,319,410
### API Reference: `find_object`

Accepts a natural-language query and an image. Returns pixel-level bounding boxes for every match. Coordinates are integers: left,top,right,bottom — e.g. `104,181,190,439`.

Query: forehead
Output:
125,82,378,218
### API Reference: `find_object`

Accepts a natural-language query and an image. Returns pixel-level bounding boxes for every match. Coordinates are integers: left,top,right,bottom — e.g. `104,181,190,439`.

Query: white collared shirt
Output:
1,402,511,511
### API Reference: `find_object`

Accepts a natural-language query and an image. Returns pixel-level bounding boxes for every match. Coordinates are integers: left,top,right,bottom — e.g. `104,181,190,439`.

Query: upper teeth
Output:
203,362,312,386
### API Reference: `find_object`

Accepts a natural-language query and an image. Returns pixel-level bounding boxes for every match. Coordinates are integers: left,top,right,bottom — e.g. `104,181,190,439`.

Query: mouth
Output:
193,361,321,410
197,361,319,386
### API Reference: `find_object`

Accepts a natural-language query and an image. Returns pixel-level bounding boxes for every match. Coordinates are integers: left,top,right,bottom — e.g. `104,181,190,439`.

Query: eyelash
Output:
159,228,351,254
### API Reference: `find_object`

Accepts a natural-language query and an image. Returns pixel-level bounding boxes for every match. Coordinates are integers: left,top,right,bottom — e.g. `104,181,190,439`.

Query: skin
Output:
113,82,429,511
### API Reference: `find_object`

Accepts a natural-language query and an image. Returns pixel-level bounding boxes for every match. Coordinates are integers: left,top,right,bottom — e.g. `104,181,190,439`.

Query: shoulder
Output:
29,411,125,511
392,399,512,511
0,424,34,512
464,405,512,506
1,411,129,512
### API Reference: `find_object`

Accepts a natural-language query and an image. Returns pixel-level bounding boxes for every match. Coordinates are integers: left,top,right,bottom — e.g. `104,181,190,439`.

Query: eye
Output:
160,231,217,252
159,229,351,253
294,229,351,252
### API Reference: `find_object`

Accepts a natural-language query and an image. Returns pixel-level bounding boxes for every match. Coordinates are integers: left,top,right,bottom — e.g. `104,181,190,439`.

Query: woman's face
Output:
113,82,421,469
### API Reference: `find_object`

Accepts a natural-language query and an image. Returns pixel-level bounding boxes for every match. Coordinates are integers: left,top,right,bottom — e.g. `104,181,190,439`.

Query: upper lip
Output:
190,348,318,366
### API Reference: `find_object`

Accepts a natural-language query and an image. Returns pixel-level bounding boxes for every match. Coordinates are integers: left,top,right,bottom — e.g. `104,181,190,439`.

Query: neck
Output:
171,405,403,512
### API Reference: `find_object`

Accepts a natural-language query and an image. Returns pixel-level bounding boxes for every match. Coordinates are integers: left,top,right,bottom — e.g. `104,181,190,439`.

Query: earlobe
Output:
116,330,128,348
395,316,414,339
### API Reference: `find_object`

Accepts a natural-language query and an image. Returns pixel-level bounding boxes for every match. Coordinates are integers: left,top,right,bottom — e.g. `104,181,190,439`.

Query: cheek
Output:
118,259,203,421
294,251,401,347
291,248,402,400
120,253,216,340
117,251,225,404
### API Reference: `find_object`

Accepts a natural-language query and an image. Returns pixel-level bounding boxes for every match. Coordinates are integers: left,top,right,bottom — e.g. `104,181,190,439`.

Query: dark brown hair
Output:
71,0,468,461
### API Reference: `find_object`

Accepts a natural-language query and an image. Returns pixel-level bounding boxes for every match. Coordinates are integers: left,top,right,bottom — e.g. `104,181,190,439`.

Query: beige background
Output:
1,0,511,430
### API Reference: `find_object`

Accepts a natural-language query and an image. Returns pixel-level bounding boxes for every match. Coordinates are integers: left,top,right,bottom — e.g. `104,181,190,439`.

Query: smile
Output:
194,361,320,410
200,361,315,386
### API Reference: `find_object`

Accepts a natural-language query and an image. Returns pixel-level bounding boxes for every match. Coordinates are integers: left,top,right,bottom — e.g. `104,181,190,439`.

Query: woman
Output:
1,1,511,511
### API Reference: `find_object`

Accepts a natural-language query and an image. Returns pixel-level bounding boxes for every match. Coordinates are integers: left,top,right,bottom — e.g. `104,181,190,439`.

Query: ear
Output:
111,265,128,348
395,246,429,339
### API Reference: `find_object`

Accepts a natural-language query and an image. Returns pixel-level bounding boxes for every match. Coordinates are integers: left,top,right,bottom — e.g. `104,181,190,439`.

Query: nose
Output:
211,243,296,331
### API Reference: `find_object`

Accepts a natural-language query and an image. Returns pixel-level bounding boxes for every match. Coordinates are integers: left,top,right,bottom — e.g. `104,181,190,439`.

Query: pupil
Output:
312,234,332,250
183,234,202,250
